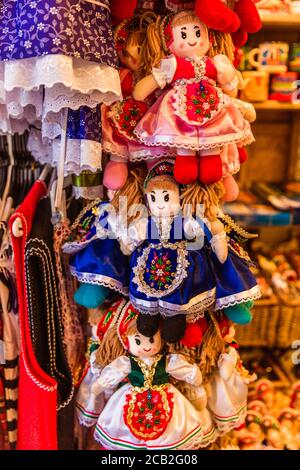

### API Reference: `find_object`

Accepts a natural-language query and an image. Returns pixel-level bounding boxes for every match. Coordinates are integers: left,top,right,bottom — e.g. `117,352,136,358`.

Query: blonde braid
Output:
181,181,225,221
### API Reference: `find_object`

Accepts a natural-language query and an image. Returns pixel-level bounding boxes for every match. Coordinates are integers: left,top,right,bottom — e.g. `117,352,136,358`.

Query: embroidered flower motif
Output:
18,30,23,37
149,252,173,289
66,28,72,37
24,40,32,49
68,13,75,21
37,23,44,31
29,1,37,8
2,27,9,35
49,6,59,15
52,37,61,46
184,80,220,124
74,51,81,58
83,39,90,47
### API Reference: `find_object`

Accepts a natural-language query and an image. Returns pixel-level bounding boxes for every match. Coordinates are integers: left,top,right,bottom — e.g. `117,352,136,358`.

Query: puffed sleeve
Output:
166,354,202,387
97,356,131,390
152,55,177,88
213,54,239,91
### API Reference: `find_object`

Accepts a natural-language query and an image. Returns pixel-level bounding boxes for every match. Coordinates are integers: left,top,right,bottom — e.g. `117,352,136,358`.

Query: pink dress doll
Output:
102,15,173,190
133,10,254,186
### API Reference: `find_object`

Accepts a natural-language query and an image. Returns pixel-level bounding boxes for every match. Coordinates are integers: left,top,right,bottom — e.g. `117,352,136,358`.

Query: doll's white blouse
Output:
152,54,238,90
97,353,203,390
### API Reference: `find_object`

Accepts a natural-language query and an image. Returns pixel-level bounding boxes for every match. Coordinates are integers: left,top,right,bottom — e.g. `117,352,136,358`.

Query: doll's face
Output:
121,43,142,71
146,186,180,218
170,19,210,58
128,330,162,358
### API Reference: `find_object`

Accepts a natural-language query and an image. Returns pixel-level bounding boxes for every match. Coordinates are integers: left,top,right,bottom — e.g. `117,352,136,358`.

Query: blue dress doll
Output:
63,197,129,309
122,160,260,342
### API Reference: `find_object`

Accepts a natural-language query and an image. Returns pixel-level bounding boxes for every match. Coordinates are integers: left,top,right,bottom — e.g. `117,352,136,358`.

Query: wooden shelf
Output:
260,13,300,28
254,100,300,111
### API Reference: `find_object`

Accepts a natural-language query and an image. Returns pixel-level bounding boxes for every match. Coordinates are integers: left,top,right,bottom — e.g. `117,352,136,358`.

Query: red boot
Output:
174,155,198,185
234,0,262,33
198,154,222,185
238,147,248,164
195,0,241,33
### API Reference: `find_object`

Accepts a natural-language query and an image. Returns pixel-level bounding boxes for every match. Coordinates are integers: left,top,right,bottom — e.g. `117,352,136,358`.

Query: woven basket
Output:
235,295,280,347
276,292,300,348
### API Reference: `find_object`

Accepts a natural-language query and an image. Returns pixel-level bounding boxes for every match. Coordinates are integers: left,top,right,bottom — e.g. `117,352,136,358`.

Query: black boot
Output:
162,315,186,343
137,313,160,337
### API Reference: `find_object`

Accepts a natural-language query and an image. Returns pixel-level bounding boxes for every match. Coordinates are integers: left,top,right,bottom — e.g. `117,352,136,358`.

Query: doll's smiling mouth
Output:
143,348,151,352
157,206,165,210
188,41,197,46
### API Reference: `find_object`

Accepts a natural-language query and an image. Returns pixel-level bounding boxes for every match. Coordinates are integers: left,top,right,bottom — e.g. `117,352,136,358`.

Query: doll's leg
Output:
174,149,198,185
222,175,239,202
137,313,160,337
74,283,110,309
103,156,128,190
198,149,223,185
162,315,186,343
224,300,254,324
194,0,241,33
238,147,248,164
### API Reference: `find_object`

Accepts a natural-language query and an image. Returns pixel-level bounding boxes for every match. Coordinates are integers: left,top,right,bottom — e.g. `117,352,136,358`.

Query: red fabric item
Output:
194,0,241,33
10,181,58,450
174,155,198,184
110,0,137,25
238,146,248,164
172,56,217,83
198,154,222,184
231,29,248,48
233,0,262,33
180,322,203,347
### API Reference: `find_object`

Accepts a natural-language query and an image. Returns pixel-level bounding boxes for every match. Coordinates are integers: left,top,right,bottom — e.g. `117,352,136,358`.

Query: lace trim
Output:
134,129,255,151
132,242,190,299
4,56,121,105
76,403,100,428
72,185,104,200
94,423,206,450
130,287,216,317
129,148,176,162
102,141,129,159
212,403,247,434
215,285,261,309
69,268,129,296
218,211,258,240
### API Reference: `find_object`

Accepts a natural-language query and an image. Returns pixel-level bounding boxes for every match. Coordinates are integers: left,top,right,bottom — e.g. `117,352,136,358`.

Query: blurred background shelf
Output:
254,101,300,111
260,13,300,29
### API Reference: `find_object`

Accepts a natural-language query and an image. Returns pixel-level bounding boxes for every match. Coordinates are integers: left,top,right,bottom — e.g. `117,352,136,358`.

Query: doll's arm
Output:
166,354,203,387
133,55,177,101
213,54,239,98
118,217,148,255
209,218,228,263
91,355,131,395
184,217,204,240
218,347,238,381
231,98,256,123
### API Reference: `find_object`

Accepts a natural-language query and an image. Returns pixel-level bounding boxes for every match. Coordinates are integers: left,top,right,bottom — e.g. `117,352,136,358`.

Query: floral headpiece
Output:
144,158,175,189
114,16,140,55
117,301,140,349
97,298,126,341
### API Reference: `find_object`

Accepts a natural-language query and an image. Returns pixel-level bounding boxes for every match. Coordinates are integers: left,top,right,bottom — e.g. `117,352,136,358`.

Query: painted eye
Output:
135,338,141,345
149,337,154,344
181,31,187,39
151,194,155,202
196,29,201,38
164,194,170,202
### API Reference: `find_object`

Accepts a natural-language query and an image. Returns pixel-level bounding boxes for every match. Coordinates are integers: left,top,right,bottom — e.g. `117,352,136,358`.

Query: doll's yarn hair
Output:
110,168,146,223
181,181,225,221
199,311,225,379
95,321,138,367
207,30,235,64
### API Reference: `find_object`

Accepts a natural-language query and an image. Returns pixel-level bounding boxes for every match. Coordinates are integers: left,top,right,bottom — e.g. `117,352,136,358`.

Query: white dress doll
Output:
75,299,126,427
91,301,216,450
207,317,256,432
